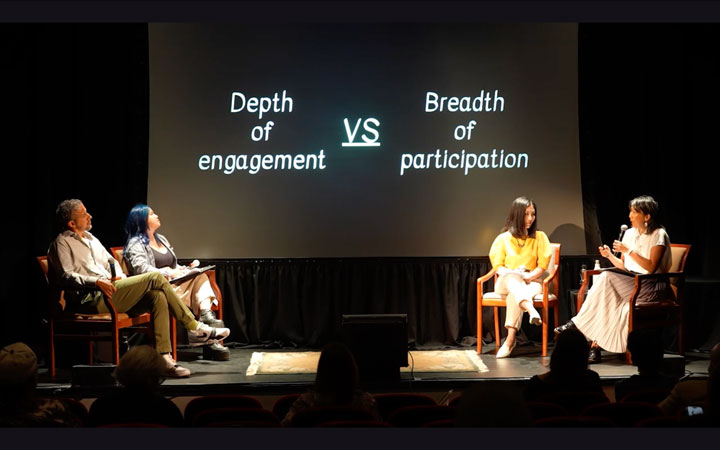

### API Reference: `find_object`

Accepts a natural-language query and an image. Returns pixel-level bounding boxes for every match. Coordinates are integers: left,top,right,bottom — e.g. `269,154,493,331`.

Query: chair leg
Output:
541,307,549,357
112,327,120,366
677,323,684,356
477,301,483,355
171,317,177,361
49,321,56,378
88,341,94,365
493,307,501,351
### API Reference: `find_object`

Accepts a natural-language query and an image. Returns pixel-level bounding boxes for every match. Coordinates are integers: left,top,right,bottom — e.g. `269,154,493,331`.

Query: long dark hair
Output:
124,204,151,246
629,195,662,232
501,196,537,239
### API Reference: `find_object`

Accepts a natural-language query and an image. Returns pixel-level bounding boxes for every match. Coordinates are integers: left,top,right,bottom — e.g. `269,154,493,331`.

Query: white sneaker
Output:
188,323,230,343
496,340,516,359
528,308,542,326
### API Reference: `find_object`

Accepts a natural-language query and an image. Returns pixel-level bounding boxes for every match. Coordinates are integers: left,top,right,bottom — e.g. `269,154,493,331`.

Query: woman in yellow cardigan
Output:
488,196,552,358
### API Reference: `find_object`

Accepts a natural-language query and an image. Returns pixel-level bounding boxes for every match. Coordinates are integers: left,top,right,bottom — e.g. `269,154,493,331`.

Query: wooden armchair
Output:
477,243,561,357
576,243,690,363
37,256,155,377
110,247,223,342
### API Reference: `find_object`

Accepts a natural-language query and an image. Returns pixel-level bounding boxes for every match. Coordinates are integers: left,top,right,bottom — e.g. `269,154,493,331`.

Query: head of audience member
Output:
124,203,153,244
549,328,590,378
627,329,664,374
0,342,40,412
707,342,720,424
113,345,167,392
455,383,532,427
502,196,537,239
314,342,360,405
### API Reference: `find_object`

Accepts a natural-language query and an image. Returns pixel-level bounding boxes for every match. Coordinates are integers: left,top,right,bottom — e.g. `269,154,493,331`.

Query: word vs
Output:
342,118,381,147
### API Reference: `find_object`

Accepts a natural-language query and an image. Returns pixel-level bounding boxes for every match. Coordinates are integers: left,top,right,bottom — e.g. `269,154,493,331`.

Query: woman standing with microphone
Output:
554,195,673,363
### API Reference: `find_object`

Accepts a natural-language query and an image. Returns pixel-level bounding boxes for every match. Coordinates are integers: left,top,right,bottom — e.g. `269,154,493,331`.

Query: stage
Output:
36,343,711,411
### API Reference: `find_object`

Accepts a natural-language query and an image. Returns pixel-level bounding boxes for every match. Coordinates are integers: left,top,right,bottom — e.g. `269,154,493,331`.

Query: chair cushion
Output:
482,292,506,300
670,247,687,273
73,313,129,321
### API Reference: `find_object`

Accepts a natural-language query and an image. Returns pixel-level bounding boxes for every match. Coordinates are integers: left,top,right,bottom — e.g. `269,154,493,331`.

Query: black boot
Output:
203,341,231,361
588,347,602,364
553,320,577,335
199,309,225,328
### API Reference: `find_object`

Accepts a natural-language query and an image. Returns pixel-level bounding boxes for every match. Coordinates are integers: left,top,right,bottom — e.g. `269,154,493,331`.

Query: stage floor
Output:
37,342,712,405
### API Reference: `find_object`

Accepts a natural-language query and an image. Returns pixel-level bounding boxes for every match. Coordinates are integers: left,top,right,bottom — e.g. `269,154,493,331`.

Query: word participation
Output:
400,148,528,176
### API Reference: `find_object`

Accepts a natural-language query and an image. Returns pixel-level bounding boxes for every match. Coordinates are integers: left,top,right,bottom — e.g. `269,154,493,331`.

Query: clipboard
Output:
597,267,638,277
169,265,216,284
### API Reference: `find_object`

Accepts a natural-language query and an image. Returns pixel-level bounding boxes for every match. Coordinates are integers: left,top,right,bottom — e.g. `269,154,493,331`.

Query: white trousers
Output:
172,272,217,317
495,274,542,329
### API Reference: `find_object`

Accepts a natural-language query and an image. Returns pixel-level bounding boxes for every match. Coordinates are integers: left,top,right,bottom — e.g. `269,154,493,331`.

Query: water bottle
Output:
592,259,601,284
580,264,587,288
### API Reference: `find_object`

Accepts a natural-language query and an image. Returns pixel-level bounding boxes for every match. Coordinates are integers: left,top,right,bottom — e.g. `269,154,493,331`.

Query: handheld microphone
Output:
109,258,116,279
615,224,628,257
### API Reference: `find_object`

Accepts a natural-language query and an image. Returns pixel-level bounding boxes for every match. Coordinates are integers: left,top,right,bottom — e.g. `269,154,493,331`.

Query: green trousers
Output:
95,272,198,354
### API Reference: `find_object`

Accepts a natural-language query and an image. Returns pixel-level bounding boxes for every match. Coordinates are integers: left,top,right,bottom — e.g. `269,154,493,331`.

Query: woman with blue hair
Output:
123,204,230,361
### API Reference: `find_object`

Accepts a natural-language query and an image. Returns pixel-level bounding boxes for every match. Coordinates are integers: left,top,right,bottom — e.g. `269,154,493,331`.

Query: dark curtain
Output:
5,23,720,356
198,256,594,349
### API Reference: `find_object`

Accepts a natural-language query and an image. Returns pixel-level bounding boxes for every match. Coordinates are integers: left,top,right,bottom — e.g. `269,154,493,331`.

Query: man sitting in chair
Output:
46,199,230,377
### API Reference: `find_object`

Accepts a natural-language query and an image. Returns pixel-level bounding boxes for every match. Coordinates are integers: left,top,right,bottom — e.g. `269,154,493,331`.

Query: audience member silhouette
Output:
705,345,720,425
281,342,379,426
87,345,183,427
0,342,83,427
455,383,532,427
523,329,605,401
659,341,720,417
614,329,678,401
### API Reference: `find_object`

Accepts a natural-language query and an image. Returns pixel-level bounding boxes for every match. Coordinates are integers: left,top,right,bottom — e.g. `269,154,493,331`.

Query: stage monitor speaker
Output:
71,364,116,387
341,314,408,384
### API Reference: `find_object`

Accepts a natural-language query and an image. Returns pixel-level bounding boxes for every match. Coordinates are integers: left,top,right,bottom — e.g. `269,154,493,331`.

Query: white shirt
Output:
621,227,672,274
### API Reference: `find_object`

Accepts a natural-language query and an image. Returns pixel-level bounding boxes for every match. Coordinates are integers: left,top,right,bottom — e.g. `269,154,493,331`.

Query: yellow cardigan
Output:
489,230,552,271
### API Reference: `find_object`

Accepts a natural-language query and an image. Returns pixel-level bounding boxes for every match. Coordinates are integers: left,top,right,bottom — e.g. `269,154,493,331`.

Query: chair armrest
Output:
478,267,497,284
629,272,684,308
99,292,119,318
542,263,560,288
477,267,497,299
52,286,118,319
576,269,602,312
635,272,685,281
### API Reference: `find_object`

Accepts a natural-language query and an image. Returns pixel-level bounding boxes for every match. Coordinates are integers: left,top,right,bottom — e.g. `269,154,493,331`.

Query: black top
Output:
151,244,175,269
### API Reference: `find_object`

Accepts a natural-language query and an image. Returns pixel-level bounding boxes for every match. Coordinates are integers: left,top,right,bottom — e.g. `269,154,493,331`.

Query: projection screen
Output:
148,23,584,258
